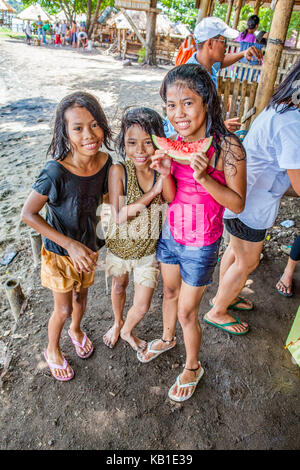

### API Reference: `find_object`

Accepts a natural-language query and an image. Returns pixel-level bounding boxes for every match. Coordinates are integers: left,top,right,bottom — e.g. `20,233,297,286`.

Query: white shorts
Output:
106,251,159,289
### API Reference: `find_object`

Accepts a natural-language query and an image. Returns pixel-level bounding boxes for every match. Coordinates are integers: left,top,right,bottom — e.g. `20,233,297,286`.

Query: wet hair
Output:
256,30,267,45
159,63,246,173
241,15,259,40
47,91,113,160
115,107,165,160
267,59,300,113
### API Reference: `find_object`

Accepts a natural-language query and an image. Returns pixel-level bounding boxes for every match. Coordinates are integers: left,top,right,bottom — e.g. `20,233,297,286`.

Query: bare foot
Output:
103,322,123,349
120,329,147,352
138,337,176,362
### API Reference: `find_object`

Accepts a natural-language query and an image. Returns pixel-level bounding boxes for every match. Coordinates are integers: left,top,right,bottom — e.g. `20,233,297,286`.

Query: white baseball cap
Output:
194,17,239,43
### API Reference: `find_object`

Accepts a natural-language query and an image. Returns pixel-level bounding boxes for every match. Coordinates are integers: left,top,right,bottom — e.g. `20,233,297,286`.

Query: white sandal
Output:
136,337,176,363
168,363,204,402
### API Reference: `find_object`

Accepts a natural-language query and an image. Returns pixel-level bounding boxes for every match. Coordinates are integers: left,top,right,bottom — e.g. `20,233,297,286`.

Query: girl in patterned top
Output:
103,107,176,352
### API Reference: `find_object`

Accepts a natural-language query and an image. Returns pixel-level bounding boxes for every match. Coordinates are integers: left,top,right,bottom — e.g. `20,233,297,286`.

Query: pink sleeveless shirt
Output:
168,144,226,247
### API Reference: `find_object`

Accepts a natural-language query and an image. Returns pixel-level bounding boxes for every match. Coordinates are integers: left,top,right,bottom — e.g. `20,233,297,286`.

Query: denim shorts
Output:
156,222,221,287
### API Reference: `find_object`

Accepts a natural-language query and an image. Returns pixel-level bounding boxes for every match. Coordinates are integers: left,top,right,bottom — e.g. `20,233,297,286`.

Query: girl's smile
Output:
125,124,155,167
166,85,207,142
65,106,104,157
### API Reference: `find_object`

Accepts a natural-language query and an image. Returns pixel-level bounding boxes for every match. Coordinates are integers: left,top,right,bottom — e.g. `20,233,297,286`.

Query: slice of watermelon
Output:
152,135,213,164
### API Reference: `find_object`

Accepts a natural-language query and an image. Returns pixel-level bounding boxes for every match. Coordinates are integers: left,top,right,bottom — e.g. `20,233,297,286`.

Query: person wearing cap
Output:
163,17,263,137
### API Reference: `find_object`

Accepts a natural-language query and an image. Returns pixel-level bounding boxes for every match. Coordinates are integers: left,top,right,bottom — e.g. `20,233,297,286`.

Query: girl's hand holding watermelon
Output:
189,152,209,183
150,150,172,178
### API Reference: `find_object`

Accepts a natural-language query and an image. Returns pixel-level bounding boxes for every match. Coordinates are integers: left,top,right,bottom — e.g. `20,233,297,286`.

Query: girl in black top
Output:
22,92,112,381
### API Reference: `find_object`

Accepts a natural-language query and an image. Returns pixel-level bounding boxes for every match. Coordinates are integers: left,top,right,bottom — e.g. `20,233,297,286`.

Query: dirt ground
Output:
0,37,299,451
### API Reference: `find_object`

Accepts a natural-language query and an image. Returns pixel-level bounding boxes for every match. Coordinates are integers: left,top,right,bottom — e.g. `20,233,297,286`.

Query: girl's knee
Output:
54,303,72,319
133,301,151,317
112,278,128,295
177,307,195,326
163,284,180,300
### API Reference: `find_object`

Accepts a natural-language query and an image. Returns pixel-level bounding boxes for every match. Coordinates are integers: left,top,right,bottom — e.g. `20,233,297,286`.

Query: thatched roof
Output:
0,0,16,13
16,4,52,21
106,10,191,37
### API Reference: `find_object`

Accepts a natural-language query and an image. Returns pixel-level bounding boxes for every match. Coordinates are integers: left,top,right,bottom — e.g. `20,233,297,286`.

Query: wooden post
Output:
233,0,243,30
196,0,211,24
5,279,25,322
226,0,234,26
253,0,295,120
208,0,215,16
145,0,158,65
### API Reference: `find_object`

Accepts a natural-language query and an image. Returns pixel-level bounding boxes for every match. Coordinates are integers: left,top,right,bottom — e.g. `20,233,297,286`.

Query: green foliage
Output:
137,46,145,63
20,0,114,17
158,0,197,30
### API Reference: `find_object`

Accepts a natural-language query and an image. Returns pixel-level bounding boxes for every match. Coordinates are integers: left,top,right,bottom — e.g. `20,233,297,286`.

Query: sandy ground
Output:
0,37,299,451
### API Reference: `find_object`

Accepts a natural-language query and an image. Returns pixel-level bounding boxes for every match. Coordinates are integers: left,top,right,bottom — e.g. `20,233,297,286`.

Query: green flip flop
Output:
209,295,254,312
203,313,249,335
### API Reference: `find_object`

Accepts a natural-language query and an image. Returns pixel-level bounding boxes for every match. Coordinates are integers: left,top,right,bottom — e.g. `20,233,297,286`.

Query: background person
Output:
206,60,300,334
235,15,260,43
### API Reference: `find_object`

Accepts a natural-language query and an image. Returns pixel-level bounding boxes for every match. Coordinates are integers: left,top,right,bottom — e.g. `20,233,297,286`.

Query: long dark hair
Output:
160,63,245,172
47,91,113,160
115,107,165,160
241,15,259,40
267,59,300,113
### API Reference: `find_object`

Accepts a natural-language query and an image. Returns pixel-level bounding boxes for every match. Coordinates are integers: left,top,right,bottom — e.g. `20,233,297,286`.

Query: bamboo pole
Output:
226,0,234,25
253,0,295,120
233,0,243,29
5,279,25,322
196,0,211,24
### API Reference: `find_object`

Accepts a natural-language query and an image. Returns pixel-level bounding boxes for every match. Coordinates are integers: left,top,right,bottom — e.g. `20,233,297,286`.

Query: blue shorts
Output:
156,222,221,287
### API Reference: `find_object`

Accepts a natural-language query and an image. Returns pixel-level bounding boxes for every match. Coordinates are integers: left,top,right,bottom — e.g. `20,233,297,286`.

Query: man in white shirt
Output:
204,60,300,335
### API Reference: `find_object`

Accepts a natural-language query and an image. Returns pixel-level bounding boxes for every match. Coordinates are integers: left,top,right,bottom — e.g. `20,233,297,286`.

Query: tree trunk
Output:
86,0,92,34
88,0,103,39
145,0,157,66
254,0,263,16
253,0,295,120
59,0,74,25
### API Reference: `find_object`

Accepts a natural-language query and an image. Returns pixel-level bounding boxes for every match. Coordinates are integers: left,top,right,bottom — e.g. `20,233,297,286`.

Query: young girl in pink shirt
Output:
138,64,247,402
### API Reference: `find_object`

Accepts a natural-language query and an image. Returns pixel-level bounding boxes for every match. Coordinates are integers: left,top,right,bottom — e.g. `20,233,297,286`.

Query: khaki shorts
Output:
106,251,159,289
41,245,97,293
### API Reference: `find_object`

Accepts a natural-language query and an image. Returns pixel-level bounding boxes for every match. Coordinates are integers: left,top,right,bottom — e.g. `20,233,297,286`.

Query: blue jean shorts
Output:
156,222,221,287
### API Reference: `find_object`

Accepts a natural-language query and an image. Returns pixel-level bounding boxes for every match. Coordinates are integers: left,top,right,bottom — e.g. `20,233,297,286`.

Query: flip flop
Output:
203,313,249,335
136,337,176,363
209,295,254,311
276,278,294,298
43,350,74,382
168,364,204,402
68,329,94,359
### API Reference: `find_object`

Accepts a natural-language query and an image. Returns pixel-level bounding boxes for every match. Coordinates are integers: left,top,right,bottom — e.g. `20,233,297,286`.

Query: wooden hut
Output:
95,9,190,63
0,0,16,27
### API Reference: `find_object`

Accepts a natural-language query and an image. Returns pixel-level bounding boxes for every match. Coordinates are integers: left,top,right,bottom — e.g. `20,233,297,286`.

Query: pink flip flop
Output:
68,330,94,359
43,350,74,382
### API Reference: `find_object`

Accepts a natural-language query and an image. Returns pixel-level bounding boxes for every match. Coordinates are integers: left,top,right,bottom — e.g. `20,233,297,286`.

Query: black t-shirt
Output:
32,156,112,256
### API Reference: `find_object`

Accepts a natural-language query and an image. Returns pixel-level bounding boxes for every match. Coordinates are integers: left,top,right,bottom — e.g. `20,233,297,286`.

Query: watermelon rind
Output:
152,135,213,161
